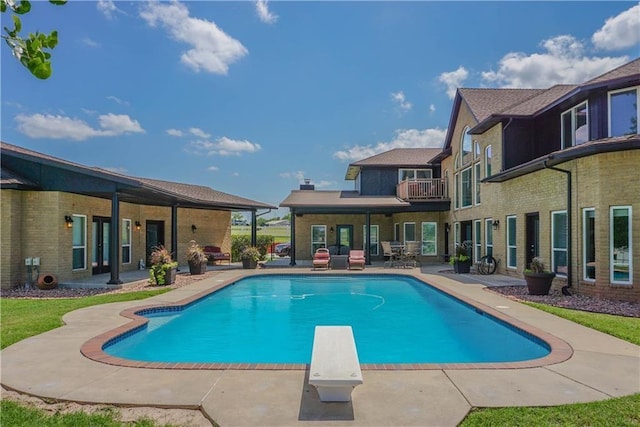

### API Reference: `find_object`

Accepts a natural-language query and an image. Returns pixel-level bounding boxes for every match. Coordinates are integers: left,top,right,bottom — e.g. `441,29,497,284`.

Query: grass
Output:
1,290,170,350
461,393,640,426
1,286,638,426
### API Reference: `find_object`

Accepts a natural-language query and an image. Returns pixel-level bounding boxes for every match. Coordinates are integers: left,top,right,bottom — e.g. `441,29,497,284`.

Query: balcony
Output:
396,179,448,201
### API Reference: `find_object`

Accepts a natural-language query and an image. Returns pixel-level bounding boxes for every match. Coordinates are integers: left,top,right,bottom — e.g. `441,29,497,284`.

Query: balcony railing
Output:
396,179,448,201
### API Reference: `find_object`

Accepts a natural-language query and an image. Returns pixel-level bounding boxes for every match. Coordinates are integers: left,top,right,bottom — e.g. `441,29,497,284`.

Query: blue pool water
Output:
105,275,549,364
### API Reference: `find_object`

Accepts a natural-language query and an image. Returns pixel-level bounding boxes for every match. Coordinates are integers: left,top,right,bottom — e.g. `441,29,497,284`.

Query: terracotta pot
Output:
524,272,556,295
37,274,58,290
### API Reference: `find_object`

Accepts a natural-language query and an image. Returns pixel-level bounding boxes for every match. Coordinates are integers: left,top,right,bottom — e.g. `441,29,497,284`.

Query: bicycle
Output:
477,254,498,275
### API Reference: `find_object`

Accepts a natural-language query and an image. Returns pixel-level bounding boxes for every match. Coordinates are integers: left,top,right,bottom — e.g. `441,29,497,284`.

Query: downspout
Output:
543,160,572,293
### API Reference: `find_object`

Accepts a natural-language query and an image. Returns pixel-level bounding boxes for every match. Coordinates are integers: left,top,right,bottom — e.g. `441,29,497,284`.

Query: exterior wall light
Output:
135,221,142,230
64,215,74,228
492,220,500,230
191,224,197,233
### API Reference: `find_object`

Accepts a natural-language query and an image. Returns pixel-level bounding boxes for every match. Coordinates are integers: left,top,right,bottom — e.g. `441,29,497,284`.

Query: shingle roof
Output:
582,57,640,86
1,141,275,210
350,148,442,166
280,190,409,209
458,88,543,122
499,85,577,116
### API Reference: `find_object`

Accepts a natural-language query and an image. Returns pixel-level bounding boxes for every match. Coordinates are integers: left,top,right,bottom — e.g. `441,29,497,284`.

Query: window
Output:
474,141,480,159
461,127,472,165
485,145,492,177
363,225,379,256
394,223,400,241
454,173,460,209
474,162,481,205
507,215,517,268
474,220,482,263
421,222,437,256
562,101,589,148
399,168,431,182
404,222,416,245
485,218,494,258
552,211,568,276
72,214,87,270
583,208,596,281
609,87,638,137
122,219,132,264
461,167,472,207
611,206,632,284
311,225,327,256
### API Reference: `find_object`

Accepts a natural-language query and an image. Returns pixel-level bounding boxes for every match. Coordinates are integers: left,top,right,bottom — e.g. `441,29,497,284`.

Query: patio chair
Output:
312,248,331,270
380,241,398,268
348,250,365,270
403,241,421,268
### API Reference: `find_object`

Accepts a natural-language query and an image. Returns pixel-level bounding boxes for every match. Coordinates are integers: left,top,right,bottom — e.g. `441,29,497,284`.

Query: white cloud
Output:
439,66,469,99
207,165,219,171
189,127,211,138
333,128,446,161
140,1,248,75
256,0,278,24
81,37,100,48
15,113,145,141
481,35,629,88
187,136,262,156
166,128,184,137
280,170,305,180
592,4,640,51
97,0,123,20
390,91,412,112
429,104,436,113
107,95,129,106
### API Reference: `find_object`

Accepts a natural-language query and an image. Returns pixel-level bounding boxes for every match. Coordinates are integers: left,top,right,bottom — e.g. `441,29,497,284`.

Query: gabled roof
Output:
1,141,275,211
345,148,442,180
444,57,640,148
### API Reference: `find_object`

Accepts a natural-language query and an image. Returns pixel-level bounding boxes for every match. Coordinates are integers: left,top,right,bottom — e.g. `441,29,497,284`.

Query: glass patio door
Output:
92,216,111,275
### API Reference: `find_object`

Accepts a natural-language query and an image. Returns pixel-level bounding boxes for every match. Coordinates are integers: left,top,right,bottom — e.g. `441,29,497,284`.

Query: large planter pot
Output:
188,261,207,275
524,272,556,295
242,259,258,269
37,273,58,290
453,260,471,274
151,265,177,285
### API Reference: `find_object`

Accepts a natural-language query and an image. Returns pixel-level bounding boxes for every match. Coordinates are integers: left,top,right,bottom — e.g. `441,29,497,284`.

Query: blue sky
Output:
2,1,639,218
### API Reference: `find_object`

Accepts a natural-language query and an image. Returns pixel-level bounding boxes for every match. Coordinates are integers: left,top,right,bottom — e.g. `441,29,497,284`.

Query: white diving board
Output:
309,325,363,402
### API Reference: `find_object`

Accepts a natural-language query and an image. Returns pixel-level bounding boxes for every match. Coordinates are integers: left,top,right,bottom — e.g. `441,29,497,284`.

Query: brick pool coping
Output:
81,272,573,371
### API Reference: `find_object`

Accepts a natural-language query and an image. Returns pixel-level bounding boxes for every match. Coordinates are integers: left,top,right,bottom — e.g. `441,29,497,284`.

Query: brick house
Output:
281,58,639,302
1,142,275,288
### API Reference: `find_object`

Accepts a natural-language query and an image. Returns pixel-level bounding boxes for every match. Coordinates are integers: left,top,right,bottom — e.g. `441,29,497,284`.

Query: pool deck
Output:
1,264,639,426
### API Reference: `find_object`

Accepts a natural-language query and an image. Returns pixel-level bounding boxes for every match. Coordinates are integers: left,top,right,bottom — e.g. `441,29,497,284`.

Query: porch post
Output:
289,209,296,266
171,204,178,268
251,210,257,247
107,191,122,285
365,211,371,265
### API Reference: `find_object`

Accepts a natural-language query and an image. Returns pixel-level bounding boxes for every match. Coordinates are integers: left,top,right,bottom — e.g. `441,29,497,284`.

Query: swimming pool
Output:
103,274,550,365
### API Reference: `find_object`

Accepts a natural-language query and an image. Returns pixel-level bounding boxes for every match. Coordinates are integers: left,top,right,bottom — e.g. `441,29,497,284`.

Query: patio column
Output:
171,204,178,263
251,210,257,247
289,209,296,266
365,211,371,265
107,191,122,285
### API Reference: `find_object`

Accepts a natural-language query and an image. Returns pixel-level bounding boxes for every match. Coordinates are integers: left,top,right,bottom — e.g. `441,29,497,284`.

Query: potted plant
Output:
186,240,208,275
449,241,471,273
149,245,178,285
524,257,556,295
240,246,261,269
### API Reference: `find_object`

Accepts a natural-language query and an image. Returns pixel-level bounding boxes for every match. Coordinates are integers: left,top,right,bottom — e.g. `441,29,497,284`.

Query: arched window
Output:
461,127,472,165
485,145,492,177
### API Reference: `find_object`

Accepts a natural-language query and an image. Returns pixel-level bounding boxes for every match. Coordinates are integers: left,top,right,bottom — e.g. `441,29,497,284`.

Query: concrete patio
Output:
1,265,638,426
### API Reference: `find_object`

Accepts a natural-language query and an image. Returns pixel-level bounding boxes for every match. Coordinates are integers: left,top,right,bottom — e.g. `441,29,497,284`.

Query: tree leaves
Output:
1,0,67,79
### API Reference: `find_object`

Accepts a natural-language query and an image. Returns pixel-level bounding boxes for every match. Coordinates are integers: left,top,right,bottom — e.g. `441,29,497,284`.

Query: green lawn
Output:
1,289,638,426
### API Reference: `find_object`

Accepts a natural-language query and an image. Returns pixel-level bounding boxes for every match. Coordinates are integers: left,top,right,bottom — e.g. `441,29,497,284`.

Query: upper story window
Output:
609,86,639,137
398,168,431,182
485,145,492,177
461,127,473,164
474,141,481,159
561,101,589,148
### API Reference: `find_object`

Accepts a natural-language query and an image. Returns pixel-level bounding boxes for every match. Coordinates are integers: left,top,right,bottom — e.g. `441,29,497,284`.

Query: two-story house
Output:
442,58,639,302
281,58,639,302
280,148,450,266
